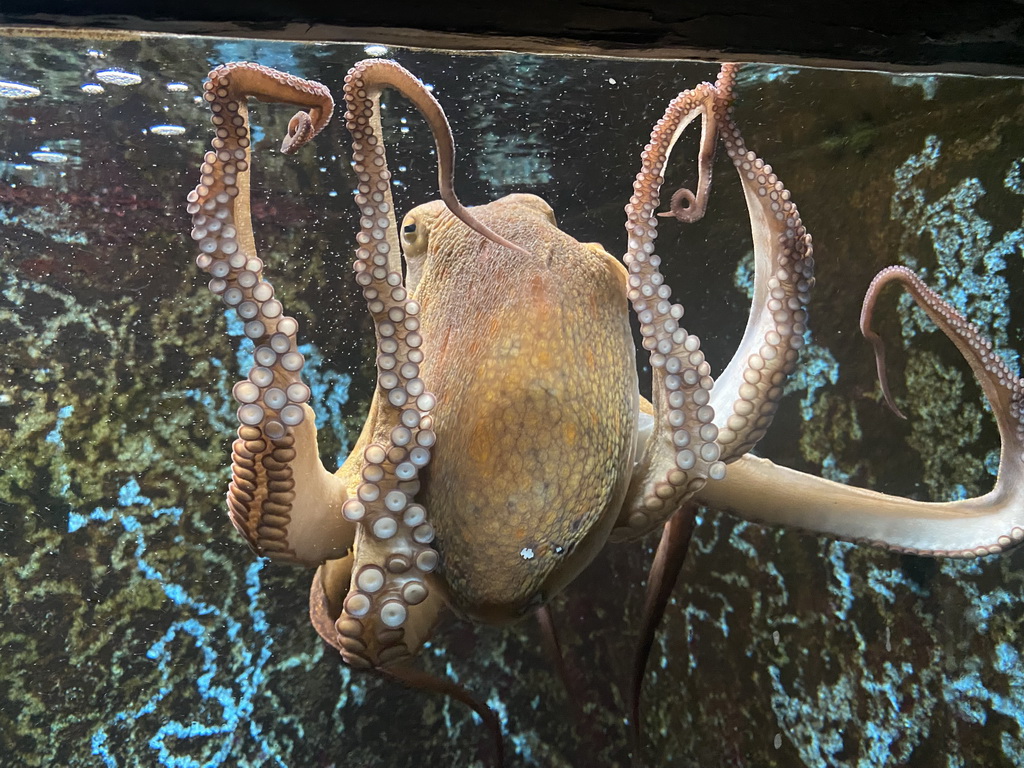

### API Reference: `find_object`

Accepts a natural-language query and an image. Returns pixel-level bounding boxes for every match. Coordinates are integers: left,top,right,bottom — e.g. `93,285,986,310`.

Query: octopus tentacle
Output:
309,555,444,663
332,61,443,668
655,95,717,227
189,62,351,566
382,665,506,766
697,265,1024,557
309,557,473,754
334,59,524,668
861,266,916,419
708,64,815,463
344,59,528,266
614,76,728,540
864,266,1024,476
629,503,698,766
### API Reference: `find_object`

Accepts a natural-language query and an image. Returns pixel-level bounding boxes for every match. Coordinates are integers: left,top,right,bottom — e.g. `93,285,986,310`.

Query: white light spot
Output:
30,150,69,164
80,83,104,94
95,69,142,86
166,81,189,92
520,547,535,560
0,80,41,99
363,44,389,57
608,77,617,85
148,124,186,136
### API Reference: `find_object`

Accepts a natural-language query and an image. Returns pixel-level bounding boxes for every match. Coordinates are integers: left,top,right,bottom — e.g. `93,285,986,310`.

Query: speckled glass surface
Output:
1,30,1023,768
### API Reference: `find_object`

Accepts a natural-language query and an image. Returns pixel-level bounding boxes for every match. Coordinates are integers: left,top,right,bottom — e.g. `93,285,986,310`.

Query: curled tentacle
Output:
616,63,814,540
655,125,717,226
613,74,727,541
708,64,815,463
860,266,910,418
189,62,351,566
698,265,1024,557
863,265,1021,436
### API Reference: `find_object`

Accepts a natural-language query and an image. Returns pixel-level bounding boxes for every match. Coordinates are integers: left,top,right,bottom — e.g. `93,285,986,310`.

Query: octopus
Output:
187,59,1024,764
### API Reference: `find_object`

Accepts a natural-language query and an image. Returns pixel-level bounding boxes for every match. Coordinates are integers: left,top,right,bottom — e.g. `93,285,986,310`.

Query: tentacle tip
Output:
664,187,705,224
862,334,907,420
875,369,907,420
281,111,313,155
883,396,907,421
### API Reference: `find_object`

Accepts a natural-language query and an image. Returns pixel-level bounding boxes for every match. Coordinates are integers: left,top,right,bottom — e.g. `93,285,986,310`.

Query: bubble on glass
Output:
85,48,105,59
95,69,142,86
81,83,105,95
148,124,186,136
0,81,41,99
166,82,189,93
363,44,389,57
30,150,70,164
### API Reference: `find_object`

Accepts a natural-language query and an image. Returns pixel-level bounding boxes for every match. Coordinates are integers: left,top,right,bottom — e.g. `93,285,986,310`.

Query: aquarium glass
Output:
1,28,1023,768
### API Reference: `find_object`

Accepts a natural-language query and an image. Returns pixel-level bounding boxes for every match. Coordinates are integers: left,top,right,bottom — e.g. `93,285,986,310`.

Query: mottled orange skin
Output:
377,193,640,622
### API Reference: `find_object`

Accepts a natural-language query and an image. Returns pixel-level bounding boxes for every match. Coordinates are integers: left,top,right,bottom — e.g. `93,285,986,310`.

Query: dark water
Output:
1,29,1023,768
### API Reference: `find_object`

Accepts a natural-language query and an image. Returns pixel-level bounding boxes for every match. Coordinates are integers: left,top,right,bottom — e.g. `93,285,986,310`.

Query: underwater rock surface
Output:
0,32,1022,767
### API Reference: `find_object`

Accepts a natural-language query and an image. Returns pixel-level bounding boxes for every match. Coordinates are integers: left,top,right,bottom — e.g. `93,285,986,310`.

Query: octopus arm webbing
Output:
697,266,1024,557
707,65,815,463
189,62,353,566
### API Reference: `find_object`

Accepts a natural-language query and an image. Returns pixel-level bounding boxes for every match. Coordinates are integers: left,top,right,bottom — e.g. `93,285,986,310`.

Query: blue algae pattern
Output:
0,31,1022,768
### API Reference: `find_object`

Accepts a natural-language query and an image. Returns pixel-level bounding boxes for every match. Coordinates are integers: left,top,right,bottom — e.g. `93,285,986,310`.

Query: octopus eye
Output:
399,213,428,261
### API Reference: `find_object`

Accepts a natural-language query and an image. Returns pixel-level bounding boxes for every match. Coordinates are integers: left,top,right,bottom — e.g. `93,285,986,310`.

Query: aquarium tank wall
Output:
1,26,1023,768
